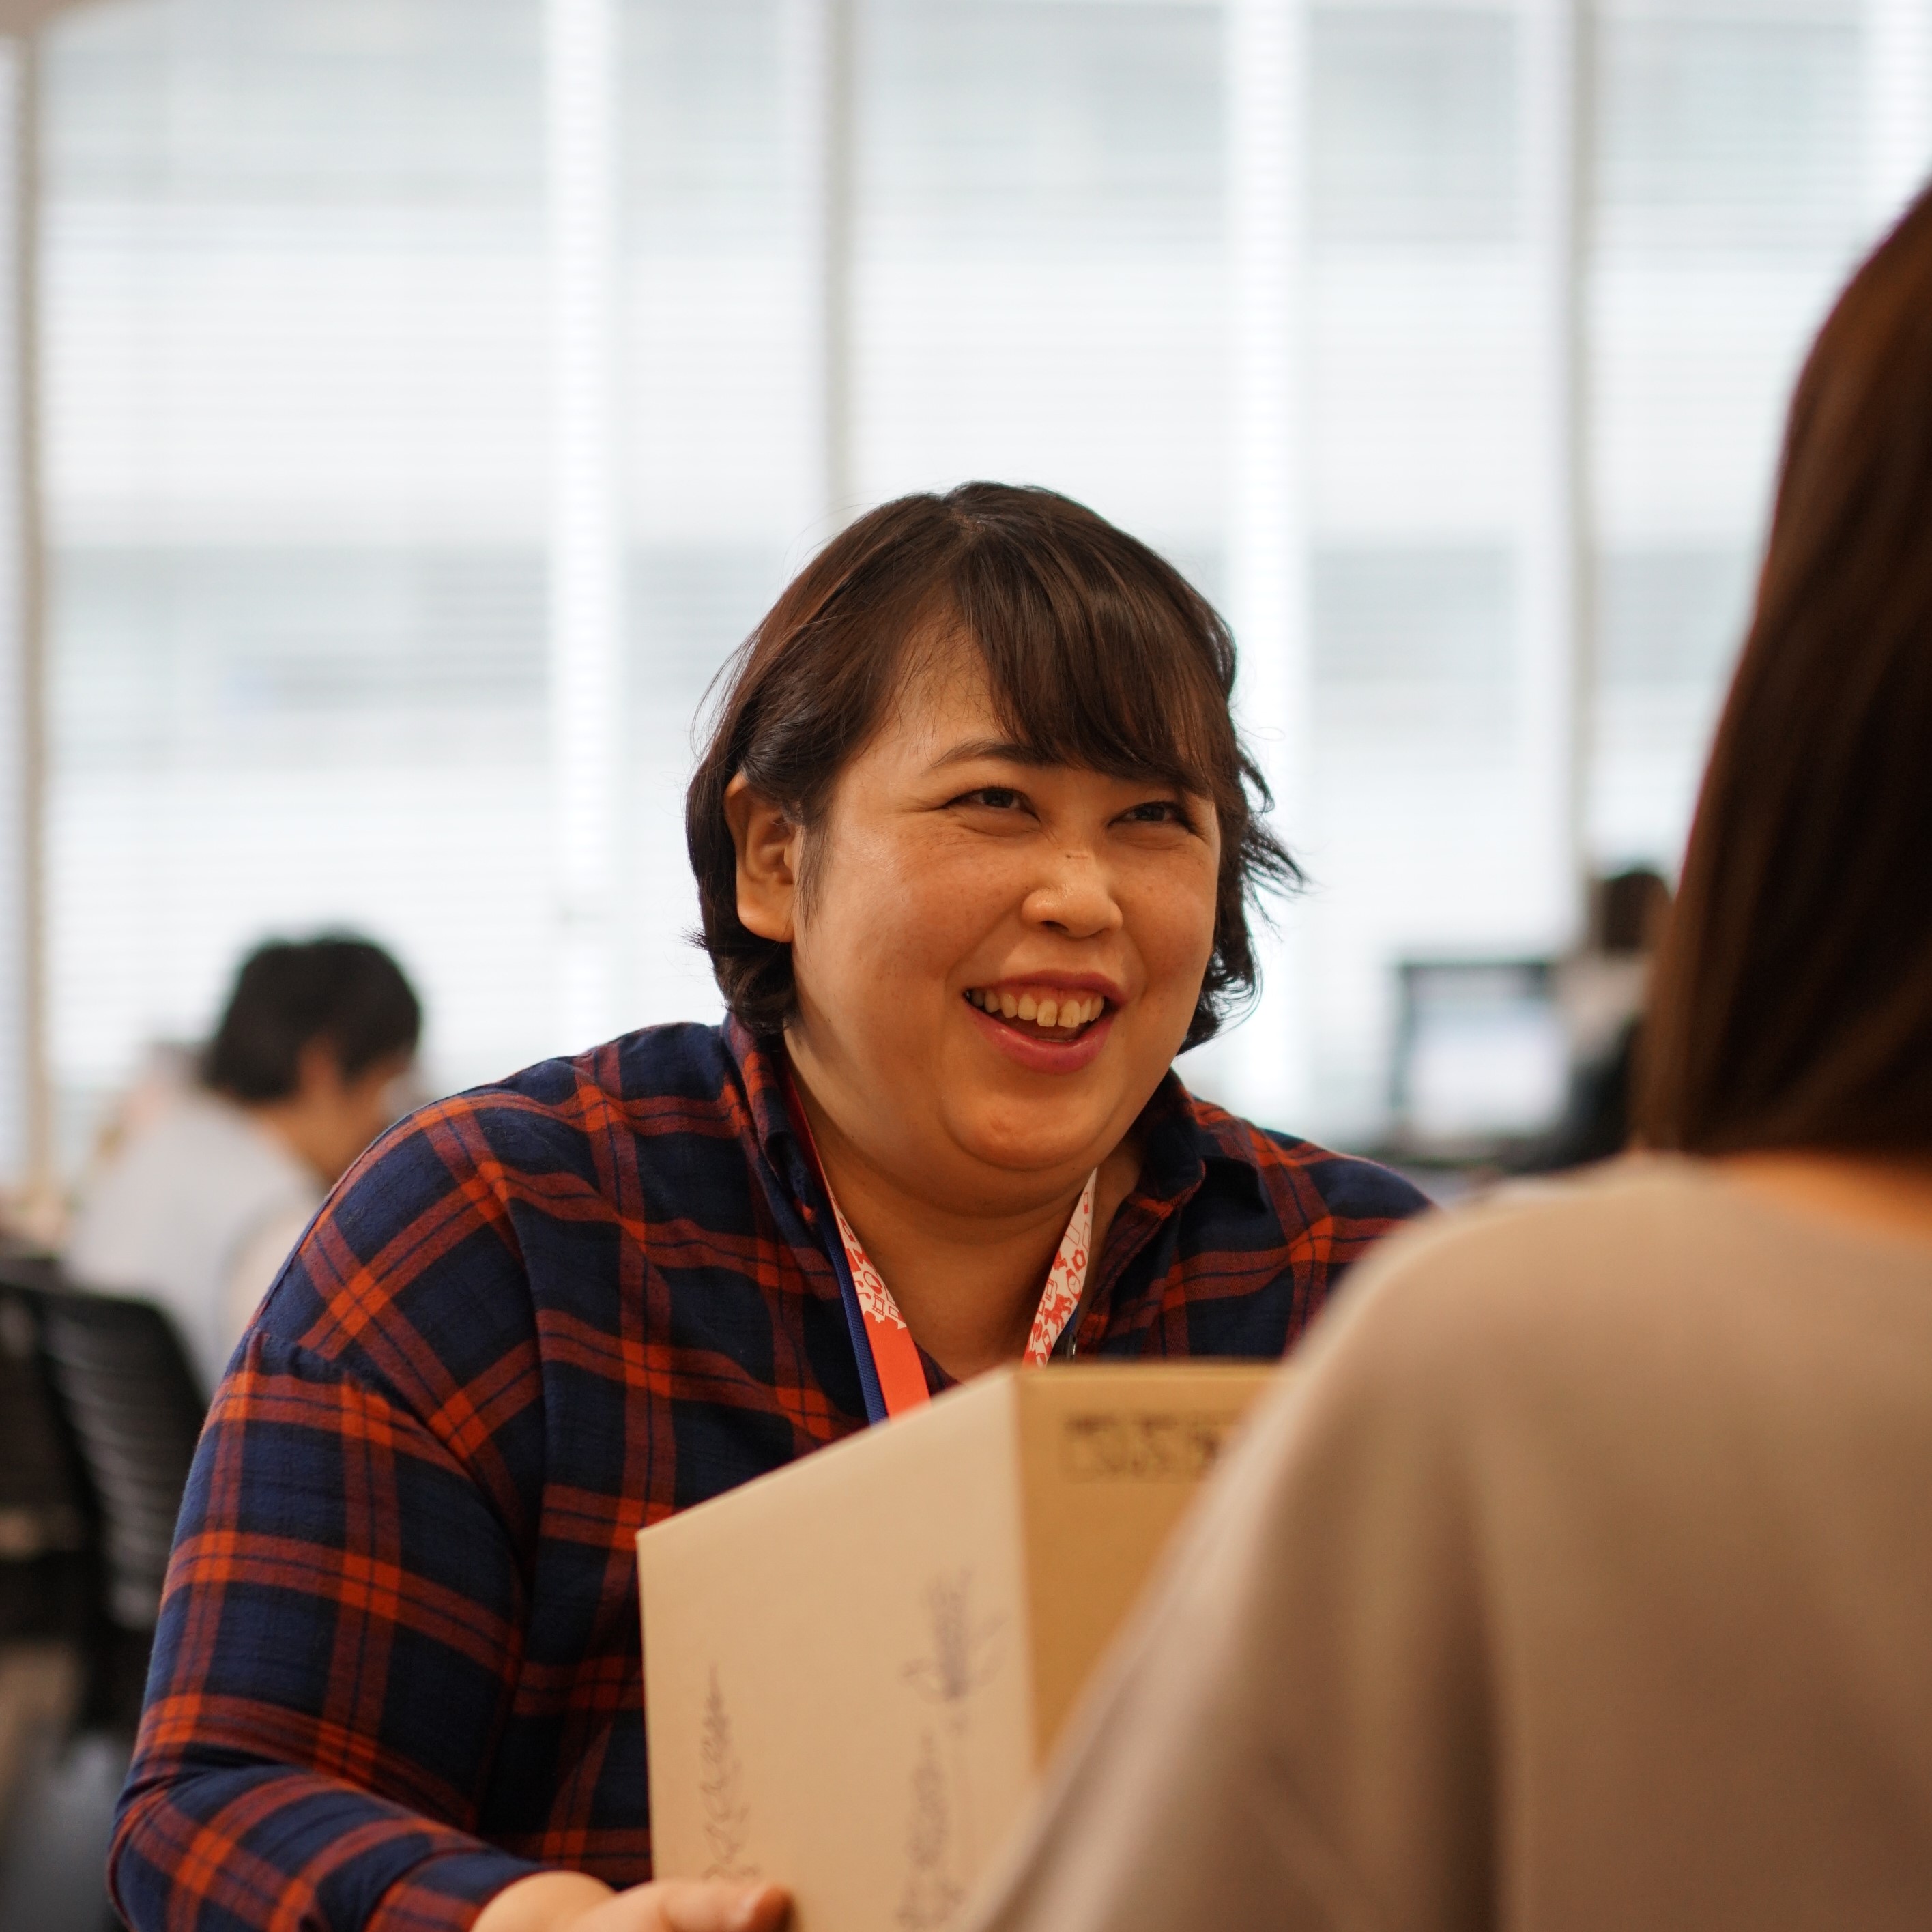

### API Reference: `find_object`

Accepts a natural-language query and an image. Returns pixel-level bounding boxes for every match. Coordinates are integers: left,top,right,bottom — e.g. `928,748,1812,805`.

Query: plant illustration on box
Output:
898,1569,1005,1929
698,1664,758,1881
897,1727,962,1931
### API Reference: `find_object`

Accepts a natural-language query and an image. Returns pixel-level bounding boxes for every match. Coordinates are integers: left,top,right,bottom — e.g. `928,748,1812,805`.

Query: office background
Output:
0,0,1927,1205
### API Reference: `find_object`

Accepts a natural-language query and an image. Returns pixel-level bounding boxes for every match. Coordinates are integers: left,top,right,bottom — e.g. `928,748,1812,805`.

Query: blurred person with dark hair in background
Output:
965,184,1932,1932
1514,864,1673,1173
66,935,422,1392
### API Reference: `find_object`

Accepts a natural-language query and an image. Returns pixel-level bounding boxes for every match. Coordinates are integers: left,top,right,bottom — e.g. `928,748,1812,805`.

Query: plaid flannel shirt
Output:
110,1018,1427,1931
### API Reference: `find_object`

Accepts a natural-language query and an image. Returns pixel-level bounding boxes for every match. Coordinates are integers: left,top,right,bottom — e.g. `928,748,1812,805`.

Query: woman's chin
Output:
945,1097,1126,1183
933,1021,1164,1174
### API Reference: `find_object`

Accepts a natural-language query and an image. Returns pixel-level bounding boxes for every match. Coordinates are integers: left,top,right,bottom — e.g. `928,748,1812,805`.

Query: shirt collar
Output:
727,1015,809,1181
1128,1067,1271,1210
725,1014,1267,1214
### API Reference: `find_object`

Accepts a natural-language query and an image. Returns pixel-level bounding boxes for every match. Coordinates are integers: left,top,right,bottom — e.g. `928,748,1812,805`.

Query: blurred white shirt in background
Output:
64,1089,322,1396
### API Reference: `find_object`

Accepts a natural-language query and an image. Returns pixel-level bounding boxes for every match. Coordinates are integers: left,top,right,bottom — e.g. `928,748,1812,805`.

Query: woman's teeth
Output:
965,988,1107,1029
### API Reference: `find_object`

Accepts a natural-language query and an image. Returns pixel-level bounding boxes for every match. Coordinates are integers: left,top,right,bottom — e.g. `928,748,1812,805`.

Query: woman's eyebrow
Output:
927,736,1054,772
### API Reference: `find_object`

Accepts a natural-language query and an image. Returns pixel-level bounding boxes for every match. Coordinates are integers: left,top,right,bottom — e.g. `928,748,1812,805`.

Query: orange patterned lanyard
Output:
785,1073,1096,1419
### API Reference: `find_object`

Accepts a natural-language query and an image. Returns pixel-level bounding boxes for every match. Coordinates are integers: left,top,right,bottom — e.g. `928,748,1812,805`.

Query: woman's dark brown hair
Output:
1637,185,1932,1155
687,483,1299,1048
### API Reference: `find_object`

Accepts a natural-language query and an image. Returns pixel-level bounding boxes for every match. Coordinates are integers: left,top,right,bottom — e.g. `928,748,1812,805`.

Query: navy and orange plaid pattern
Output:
110,1019,1426,1931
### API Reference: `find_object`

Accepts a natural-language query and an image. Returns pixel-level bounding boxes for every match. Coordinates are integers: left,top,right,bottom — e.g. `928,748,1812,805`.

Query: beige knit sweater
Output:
969,1157,1932,1932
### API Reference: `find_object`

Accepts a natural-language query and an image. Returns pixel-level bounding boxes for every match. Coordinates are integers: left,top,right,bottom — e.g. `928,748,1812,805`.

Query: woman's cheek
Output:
1130,861,1217,982
902,833,1030,927
848,842,998,981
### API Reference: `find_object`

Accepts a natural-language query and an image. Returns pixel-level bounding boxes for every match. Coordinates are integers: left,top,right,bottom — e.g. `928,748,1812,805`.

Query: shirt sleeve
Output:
110,1329,547,1931
963,1243,1497,1932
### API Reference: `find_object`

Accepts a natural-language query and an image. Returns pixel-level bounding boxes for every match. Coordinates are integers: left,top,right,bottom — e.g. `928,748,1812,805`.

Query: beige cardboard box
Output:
637,1361,1278,1932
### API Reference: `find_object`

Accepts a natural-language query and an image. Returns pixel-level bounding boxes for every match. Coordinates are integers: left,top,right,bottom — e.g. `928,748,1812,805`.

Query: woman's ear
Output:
724,773,803,943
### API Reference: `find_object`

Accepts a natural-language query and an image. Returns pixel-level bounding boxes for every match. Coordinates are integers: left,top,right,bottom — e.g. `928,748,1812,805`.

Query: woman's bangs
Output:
955,568,1229,797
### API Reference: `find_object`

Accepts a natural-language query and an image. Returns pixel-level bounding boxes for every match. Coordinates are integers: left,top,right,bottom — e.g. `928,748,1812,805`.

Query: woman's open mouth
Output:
964,985,1110,1046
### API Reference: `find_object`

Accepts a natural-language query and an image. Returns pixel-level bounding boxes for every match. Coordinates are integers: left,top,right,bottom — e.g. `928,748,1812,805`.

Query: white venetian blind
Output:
859,0,1225,578
32,0,1932,1172
42,0,552,1159
1586,0,1927,861
618,0,804,1041
1282,0,1574,1133
0,39,30,1184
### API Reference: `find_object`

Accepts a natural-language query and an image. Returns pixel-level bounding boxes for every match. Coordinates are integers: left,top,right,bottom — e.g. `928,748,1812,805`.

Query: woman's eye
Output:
1121,798,1188,826
957,787,1025,811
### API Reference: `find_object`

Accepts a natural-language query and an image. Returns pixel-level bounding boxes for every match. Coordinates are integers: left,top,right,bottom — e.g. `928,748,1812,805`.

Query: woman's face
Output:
733,648,1222,1206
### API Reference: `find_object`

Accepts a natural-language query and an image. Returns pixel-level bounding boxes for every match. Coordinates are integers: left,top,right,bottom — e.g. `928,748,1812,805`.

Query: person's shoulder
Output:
257,1022,747,1357
1187,1094,1434,1229
513,1017,742,1105
370,1018,742,1172
1310,1154,1757,1388
1345,1153,1712,1284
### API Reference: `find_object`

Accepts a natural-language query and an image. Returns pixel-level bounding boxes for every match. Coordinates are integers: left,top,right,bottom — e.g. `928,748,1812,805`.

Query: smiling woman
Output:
689,486,1308,1385
109,486,1428,1932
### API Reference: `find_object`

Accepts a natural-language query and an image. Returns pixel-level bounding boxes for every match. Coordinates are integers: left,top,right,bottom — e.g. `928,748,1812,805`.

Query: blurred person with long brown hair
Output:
966,186,1932,1932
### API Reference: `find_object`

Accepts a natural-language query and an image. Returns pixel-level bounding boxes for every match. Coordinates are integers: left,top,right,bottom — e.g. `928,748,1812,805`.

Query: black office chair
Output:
0,1265,94,1647
31,1286,206,1646
0,1264,203,1932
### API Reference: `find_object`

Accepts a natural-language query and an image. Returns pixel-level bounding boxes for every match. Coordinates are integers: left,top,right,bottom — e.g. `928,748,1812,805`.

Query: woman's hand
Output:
473,1869,790,1932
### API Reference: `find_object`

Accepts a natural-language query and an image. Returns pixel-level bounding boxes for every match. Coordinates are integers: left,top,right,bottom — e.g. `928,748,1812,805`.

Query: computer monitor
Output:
1391,958,1568,1155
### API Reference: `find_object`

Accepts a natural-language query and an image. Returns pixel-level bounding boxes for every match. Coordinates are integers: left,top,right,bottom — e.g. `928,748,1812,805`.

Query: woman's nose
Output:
1021,852,1125,938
